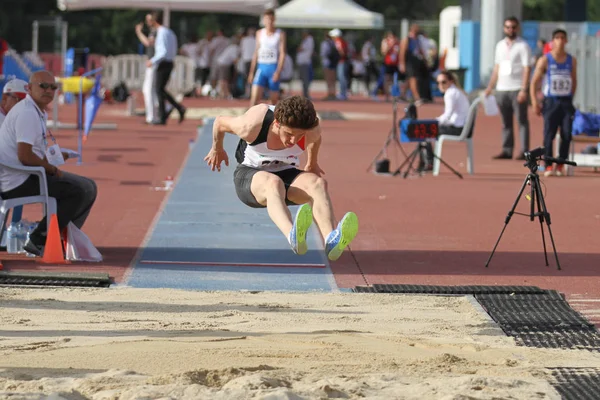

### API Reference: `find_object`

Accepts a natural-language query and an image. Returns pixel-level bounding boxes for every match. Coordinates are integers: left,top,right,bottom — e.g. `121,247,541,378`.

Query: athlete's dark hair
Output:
274,95,319,130
264,8,275,17
552,29,567,39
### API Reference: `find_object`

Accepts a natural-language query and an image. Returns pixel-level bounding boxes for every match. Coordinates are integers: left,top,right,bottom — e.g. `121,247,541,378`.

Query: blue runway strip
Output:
124,120,339,292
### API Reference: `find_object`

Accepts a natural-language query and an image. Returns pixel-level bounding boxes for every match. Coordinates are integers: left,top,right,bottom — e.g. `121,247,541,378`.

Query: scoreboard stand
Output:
392,119,464,179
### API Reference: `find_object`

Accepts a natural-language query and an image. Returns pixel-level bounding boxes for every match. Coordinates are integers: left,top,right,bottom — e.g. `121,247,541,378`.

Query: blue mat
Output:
124,120,339,292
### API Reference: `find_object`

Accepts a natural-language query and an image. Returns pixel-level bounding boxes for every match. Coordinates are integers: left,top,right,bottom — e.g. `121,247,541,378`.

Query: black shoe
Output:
514,153,526,161
23,238,44,257
178,107,186,124
492,152,512,160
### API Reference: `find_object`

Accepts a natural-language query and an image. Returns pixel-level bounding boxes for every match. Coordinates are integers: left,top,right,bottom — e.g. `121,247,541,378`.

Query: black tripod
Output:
392,141,463,179
485,153,577,271
367,97,409,174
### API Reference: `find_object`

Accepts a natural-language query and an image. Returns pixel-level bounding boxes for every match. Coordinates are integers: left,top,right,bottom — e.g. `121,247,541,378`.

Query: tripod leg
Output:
367,131,393,172
403,145,423,178
485,175,530,268
431,153,464,179
530,177,549,267
392,147,419,176
534,176,562,271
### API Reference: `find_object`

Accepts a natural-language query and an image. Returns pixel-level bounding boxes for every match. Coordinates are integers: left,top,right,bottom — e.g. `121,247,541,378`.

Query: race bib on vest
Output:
259,48,277,63
549,75,572,96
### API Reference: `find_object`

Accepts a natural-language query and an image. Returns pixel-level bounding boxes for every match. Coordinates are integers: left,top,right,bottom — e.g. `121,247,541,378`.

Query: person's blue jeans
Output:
336,61,348,99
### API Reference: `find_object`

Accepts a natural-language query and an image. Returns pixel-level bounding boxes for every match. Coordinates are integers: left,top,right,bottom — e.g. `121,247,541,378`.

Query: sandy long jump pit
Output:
1,287,600,399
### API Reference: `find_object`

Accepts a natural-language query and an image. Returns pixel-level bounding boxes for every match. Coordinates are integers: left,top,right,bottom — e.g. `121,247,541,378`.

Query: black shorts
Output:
233,164,304,208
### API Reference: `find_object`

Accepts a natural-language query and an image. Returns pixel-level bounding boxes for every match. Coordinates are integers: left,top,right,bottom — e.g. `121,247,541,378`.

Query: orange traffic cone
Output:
41,214,69,264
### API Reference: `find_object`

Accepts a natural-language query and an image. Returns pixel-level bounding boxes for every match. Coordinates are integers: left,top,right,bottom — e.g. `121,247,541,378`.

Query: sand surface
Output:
1,287,599,399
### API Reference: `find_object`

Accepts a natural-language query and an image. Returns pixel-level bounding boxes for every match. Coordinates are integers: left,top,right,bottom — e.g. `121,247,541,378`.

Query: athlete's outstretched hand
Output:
204,147,229,172
305,163,324,177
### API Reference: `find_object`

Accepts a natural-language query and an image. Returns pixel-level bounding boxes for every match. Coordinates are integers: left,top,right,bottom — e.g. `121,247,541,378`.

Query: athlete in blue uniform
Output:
247,8,287,107
530,29,578,177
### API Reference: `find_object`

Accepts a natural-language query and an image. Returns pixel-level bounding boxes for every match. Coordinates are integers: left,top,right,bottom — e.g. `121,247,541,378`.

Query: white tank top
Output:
241,106,305,172
257,29,281,64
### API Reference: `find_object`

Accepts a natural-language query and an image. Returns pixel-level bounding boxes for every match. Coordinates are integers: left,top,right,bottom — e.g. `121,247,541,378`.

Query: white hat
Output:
3,79,28,99
328,28,342,38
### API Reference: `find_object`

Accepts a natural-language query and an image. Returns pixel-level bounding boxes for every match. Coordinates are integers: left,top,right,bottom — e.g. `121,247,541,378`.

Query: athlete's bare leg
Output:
286,172,335,242
249,84,265,107
250,171,294,236
269,86,280,105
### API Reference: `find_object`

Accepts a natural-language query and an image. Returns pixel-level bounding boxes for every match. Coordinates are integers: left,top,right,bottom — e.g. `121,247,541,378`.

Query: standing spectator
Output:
296,30,314,99
196,31,213,93
215,37,240,99
0,70,97,256
147,10,186,125
530,29,577,177
361,36,379,96
380,31,400,101
180,35,200,96
135,14,158,124
320,32,339,101
399,24,425,105
329,29,349,101
484,16,532,160
240,27,256,98
208,30,231,89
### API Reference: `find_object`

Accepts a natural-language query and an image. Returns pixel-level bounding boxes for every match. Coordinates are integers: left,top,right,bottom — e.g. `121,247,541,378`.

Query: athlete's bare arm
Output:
275,31,287,78
211,104,269,149
247,30,261,83
205,105,270,171
530,56,547,114
304,124,324,176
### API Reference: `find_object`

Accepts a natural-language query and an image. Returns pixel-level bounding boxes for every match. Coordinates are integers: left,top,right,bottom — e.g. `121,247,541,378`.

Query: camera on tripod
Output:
486,146,578,271
522,146,577,173
524,146,545,163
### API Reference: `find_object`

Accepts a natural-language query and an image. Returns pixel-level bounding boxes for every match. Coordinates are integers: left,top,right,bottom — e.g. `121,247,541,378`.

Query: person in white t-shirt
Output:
484,16,532,160
0,78,28,127
0,70,97,256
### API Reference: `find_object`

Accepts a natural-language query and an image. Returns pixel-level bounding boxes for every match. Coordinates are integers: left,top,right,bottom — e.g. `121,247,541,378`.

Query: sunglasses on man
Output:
36,82,59,91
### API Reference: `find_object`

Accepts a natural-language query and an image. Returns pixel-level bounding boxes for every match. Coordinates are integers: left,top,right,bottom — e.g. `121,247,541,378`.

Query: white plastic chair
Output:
0,162,57,244
433,96,482,176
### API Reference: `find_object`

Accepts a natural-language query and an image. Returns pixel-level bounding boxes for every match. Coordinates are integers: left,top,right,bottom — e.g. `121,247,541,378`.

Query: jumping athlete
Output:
247,8,287,107
203,95,358,261
530,29,577,177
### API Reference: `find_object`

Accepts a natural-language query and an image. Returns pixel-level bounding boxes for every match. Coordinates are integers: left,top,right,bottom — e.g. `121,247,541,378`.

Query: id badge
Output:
499,60,512,76
46,144,65,166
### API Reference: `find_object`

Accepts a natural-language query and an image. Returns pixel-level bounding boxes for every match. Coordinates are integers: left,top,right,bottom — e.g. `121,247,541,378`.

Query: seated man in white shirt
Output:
423,70,470,168
0,70,97,256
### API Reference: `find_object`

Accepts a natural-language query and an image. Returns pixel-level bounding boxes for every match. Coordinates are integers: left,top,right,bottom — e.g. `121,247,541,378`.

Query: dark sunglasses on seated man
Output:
36,82,59,91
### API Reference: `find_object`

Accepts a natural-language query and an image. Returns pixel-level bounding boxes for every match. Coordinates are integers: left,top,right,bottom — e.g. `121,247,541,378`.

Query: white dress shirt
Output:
494,37,532,91
150,25,178,65
437,84,470,127
0,95,48,192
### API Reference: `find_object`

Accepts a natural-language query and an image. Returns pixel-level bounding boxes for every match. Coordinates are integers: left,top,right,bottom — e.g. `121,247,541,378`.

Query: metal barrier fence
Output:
568,35,600,113
101,54,196,96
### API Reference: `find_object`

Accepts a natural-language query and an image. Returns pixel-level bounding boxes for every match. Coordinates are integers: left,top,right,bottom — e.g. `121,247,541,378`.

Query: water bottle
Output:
16,222,27,253
6,223,18,254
